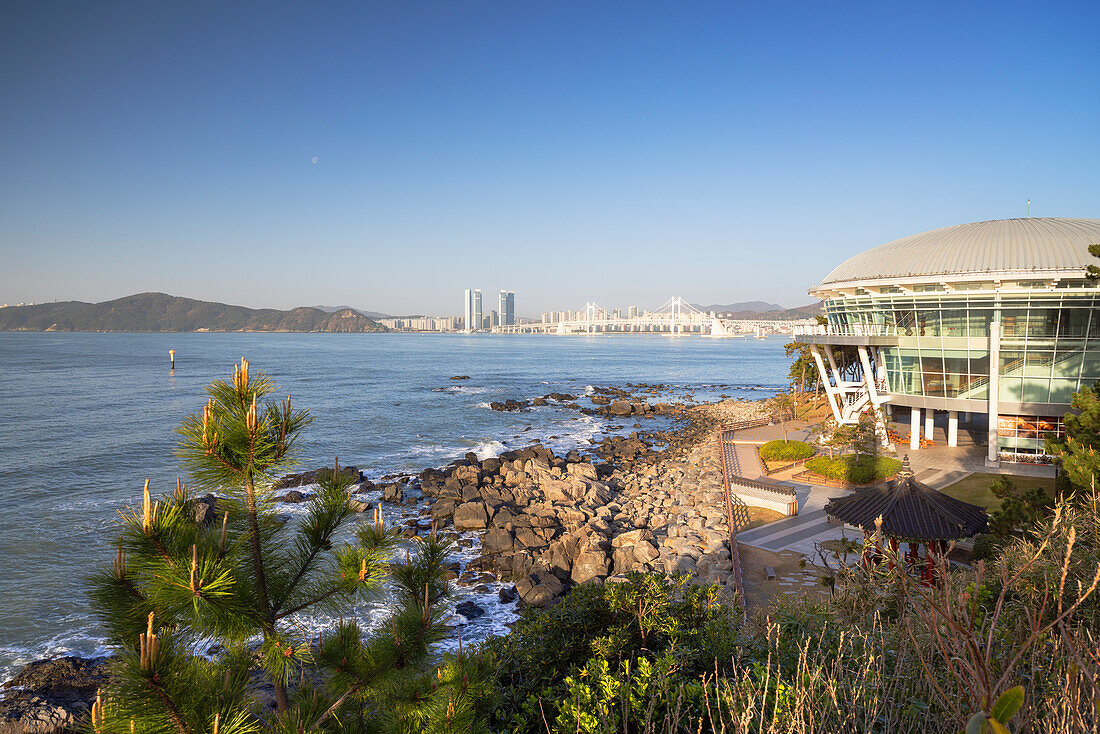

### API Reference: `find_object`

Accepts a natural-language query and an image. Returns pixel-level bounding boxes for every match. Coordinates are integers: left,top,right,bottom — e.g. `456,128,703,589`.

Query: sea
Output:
0,332,791,679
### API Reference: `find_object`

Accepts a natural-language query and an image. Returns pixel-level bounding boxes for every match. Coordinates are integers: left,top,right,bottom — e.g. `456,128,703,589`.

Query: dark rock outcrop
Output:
0,656,110,734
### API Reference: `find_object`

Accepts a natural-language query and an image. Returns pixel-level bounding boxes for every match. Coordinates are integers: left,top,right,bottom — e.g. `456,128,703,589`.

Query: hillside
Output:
0,293,390,333
702,301,823,320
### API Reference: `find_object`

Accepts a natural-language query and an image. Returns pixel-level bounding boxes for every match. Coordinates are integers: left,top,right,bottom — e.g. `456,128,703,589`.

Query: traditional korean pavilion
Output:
824,457,988,579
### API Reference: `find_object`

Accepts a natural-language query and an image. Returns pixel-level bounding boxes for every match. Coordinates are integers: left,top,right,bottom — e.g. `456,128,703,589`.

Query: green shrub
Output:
759,439,814,462
972,533,1004,561
482,573,737,733
805,454,902,484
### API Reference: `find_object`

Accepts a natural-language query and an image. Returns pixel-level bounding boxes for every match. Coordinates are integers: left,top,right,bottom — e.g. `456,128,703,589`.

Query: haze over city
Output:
2,1,1098,315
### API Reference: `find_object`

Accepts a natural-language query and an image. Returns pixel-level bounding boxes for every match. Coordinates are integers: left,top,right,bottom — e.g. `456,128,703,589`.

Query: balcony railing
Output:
794,324,899,337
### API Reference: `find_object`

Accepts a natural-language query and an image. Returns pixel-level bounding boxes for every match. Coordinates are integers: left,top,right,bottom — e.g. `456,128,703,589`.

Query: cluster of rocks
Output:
0,656,109,734
489,392,579,412
588,399,675,417
415,402,758,608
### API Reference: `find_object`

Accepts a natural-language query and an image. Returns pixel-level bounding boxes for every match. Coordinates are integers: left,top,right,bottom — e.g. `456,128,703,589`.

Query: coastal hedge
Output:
805,454,902,484
759,439,814,462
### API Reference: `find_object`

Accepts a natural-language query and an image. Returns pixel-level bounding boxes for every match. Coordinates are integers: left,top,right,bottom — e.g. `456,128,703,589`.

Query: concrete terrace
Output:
723,418,1053,558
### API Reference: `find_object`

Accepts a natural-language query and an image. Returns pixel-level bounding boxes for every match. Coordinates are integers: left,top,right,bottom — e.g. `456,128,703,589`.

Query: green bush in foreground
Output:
758,439,814,462
805,454,902,484
482,573,738,733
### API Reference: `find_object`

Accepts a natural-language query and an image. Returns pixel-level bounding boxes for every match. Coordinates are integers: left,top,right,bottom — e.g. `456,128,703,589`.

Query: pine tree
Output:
87,359,488,733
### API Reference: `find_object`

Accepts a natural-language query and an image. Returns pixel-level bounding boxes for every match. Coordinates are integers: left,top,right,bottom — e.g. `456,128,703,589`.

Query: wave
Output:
473,440,507,460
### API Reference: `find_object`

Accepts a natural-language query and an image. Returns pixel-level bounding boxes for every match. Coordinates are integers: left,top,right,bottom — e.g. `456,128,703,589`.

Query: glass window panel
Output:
916,310,940,337
1026,309,1060,340
1059,307,1091,339
1001,310,1028,338
968,310,991,337
920,351,945,375
1023,351,1054,377
1082,350,1100,378
999,351,1025,376
1000,376,1024,402
923,374,948,397
1021,377,1052,403
1050,379,1078,403
941,310,967,337
943,350,969,376
1053,350,1084,379
899,349,920,371
970,351,990,376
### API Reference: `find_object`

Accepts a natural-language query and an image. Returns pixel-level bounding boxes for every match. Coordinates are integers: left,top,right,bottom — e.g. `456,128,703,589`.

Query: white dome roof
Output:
821,218,1100,285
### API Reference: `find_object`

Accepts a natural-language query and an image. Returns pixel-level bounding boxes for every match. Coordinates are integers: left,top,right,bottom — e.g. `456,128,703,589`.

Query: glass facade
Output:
823,290,1100,459
825,291,1100,405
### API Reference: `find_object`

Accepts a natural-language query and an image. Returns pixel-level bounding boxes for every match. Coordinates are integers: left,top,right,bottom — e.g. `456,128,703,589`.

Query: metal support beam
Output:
810,345,843,424
858,346,880,405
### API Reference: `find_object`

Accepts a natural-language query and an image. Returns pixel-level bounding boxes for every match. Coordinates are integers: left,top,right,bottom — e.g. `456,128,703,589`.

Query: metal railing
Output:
794,324,899,337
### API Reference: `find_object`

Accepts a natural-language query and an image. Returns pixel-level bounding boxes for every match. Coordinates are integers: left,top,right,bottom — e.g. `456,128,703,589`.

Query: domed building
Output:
796,217,1100,464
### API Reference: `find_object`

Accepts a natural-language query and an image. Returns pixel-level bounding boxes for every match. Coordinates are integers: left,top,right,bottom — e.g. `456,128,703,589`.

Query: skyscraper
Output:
498,290,515,326
464,289,483,331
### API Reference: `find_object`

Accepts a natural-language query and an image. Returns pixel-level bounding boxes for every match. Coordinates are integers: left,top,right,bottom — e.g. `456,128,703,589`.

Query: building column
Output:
925,410,935,440
962,411,969,423
910,408,921,450
987,320,1001,466
948,410,959,447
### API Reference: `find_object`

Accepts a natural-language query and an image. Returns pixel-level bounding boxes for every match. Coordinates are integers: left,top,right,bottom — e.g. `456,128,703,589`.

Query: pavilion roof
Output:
824,458,988,542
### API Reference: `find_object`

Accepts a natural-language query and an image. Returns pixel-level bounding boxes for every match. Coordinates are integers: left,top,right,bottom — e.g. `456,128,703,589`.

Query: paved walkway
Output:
736,479,853,556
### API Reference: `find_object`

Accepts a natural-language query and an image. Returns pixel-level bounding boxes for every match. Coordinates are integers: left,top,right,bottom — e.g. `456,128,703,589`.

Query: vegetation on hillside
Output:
0,293,389,332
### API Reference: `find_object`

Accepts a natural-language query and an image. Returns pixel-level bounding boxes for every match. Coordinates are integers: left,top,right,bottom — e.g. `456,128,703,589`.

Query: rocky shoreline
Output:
1,385,768,733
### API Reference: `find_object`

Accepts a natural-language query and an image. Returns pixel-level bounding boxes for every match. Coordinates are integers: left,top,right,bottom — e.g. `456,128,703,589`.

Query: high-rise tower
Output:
499,290,515,326
464,289,483,331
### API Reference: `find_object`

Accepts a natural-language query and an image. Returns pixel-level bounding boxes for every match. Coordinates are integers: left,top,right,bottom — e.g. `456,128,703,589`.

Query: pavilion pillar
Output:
925,410,935,440
947,410,959,447
910,408,921,450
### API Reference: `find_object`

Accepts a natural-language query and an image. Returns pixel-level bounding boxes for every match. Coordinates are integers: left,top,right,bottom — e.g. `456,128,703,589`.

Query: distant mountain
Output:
694,301,785,313
0,293,389,333
308,305,392,319
699,301,823,320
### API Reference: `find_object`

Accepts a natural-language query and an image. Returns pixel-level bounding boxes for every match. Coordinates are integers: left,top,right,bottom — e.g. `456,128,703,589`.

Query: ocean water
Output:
0,332,790,678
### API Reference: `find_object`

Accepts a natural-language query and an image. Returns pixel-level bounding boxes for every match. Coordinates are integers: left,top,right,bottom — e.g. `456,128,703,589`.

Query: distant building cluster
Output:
541,306,640,324
377,316,463,331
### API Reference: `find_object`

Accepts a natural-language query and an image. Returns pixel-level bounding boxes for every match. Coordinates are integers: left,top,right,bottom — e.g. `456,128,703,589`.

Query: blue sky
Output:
2,1,1098,316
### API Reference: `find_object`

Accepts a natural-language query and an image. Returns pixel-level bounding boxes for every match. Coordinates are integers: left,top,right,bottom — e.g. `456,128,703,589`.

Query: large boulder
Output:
608,401,633,416
571,547,611,585
452,502,489,530
516,571,565,608
0,656,110,734
482,528,514,555
381,483,404,503
455,601,486,620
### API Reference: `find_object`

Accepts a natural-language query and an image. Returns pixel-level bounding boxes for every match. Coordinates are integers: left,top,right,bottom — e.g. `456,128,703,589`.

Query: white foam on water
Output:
473,440,507,460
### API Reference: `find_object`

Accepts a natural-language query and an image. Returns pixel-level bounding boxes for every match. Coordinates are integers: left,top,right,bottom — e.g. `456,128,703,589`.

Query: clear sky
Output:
2,1,1098,316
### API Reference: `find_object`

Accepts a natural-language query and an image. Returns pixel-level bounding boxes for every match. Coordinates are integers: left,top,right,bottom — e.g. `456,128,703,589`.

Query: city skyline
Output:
2,2,1098,313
